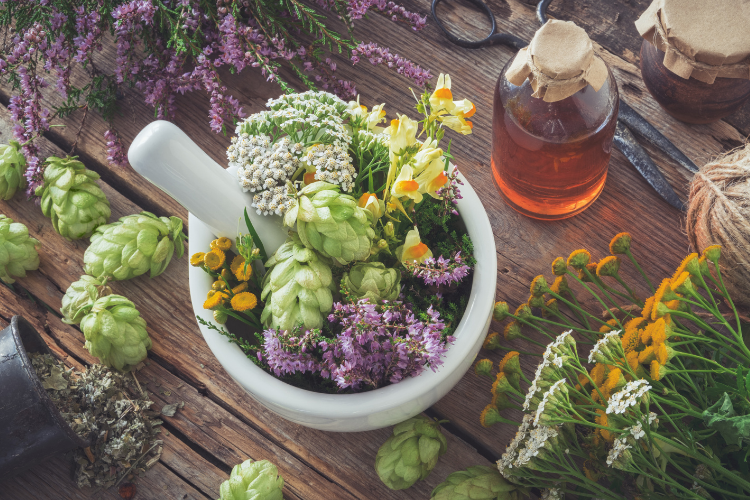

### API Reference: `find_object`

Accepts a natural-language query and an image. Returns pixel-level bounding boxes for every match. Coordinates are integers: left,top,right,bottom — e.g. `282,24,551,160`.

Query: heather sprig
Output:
0,0,430,195
406,252,471,287
262,299,453,391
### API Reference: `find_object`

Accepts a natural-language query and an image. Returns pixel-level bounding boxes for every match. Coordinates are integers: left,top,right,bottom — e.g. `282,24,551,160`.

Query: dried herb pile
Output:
30,353,163,488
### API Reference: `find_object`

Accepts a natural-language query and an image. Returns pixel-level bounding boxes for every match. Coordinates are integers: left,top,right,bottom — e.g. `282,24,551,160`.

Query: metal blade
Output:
618,100,698,174
613,122,686,211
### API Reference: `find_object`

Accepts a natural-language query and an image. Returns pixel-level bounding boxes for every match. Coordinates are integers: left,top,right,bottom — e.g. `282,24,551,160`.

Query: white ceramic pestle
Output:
128,120,287,255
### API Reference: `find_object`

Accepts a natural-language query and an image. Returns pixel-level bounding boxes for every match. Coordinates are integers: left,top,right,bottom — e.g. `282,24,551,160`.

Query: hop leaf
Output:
285,182,375,265
61,275,110,325
218,459,284,500
343,262,401,302
0,141,26,200
261,233,334,332
84,212,186,280
0,215,40,284
36,156,111,240
431,465,529,500
375,415,447,490
80,295,151,371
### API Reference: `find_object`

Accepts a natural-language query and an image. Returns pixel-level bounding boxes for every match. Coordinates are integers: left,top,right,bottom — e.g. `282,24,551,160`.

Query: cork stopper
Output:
635,0,750,84
505,20,609,102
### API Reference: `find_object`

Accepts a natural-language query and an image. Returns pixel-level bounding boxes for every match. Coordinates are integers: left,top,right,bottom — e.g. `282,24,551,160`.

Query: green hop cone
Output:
0,141,26,200
261,233,333,332
431,465,530,500
343,262,401,303
284,181,375,265
375,415,447,490
218,459,284,500
36,156,111,240
80,294,151,371
84,211,186,280
61,275,111,325
0,215,40,284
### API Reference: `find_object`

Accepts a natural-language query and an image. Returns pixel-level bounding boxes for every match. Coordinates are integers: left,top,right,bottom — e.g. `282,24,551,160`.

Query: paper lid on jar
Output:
635,0,750,83
505,20,608,102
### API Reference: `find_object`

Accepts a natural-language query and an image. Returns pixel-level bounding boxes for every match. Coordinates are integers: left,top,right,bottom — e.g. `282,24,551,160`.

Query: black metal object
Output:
0,316,88,479
617,101,698,173
430,0,526,50
431,0,694,209
614,123,685,210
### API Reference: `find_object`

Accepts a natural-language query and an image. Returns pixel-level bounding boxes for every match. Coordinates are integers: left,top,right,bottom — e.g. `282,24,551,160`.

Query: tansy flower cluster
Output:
473,234,750,500
191,236,261,330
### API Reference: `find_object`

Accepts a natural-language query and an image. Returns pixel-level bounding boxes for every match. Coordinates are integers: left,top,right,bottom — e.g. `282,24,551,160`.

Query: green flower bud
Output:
0,141,26,200
61,275,110,325
261,233,333,332
218,459,284,500
284,182,375,265
431,465,529,500
214,310,228,324
492,302,509,322
80,295,151,371
375,415,447,490
342,262,401,303
609,233,631,255
483,332,501,350
529,275,548,297
474,359,493,378
36,156,111,240
551,257,567,276
84,211,186,280
0,215,40,284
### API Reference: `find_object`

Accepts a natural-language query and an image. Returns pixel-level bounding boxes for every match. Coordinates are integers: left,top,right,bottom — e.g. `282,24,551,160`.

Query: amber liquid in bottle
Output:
492,67,618,220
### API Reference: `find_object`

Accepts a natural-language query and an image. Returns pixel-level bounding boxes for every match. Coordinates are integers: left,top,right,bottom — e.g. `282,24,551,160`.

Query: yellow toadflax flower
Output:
204,249,226,271
396,227,432,264
429,73,456,115
231,292,258,312
190,252,206,267
391,165,423,203
358,192,384,219
211,237,232,251
438,115,473,135
384,114,418,155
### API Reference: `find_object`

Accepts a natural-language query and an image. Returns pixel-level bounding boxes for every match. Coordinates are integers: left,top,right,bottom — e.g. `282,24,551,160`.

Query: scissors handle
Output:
431,0,527,50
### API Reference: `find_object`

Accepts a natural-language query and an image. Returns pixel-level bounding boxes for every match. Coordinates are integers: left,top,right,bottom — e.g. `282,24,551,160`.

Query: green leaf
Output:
703,393,750,446
244,208,267,262
739,366,748,397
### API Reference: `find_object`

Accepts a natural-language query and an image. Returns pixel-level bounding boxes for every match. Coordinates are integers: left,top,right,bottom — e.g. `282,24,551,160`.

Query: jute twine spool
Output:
686,143,750,311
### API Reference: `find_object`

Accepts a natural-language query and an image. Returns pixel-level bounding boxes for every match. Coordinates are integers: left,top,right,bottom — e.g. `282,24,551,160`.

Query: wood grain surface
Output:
1,0,748,498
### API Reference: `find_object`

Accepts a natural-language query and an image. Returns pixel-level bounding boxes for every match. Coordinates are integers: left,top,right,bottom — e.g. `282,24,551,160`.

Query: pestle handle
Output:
128,121,286,255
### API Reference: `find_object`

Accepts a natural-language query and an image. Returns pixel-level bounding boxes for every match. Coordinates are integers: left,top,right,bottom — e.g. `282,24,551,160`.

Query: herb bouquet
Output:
464,235,750,500
191,75,481,394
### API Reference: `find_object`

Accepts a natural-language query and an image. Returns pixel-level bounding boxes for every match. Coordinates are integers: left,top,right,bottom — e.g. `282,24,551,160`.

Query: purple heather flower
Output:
104,130,129,167
407,252,472,287
352,43,431,87
262,300,451,391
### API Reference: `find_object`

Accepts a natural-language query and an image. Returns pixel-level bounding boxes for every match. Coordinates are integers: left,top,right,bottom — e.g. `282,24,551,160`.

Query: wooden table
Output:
1,0,748,498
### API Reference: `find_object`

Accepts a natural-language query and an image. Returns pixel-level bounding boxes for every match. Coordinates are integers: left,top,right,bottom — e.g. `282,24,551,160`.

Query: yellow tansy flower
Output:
672,253,698,281
498,351,520,375
190,252,206,267
231,292,258,312
638,345,656,364
596,256,620,277
604,368,625,392
621,328,639,353
567,249,591,270
232,282,248,294
211,237,232,251
650,360,664,381
626,350,640,371
203,290,227,310
204,249,226,271
231,255,253,281
590,363,607,386
655,343,670,365
609,233,631,254
641,296,655,320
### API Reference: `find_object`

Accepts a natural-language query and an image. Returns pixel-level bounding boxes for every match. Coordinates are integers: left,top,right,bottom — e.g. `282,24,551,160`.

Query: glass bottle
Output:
491,30,619,220
640,40,750,124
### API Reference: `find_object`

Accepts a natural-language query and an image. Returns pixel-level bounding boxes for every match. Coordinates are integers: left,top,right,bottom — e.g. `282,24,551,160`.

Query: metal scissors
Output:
431,0,696,211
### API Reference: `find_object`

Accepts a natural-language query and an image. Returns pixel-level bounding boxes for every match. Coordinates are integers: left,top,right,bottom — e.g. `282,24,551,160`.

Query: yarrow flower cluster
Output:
588,330,622,363
405,252,471,287
606,379,652,415
262,300,453,391
230,91,358,214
